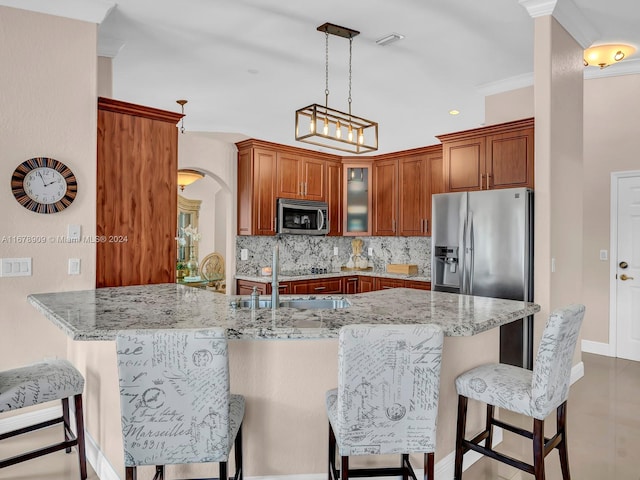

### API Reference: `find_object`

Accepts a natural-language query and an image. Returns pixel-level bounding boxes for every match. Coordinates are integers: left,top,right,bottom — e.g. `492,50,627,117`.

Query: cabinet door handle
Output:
479,173,484,190
348,278,358,281
304,182,308,196
392,219,396,233
382,286,395,289
314,286,326,291
425,219,428,233
486,173,492,189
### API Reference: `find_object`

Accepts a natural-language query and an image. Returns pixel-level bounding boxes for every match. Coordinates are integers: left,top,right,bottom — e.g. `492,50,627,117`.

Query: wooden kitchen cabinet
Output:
404,280,431,290
276,153,326,201
343,161,373,236
358,276,375,293
236,279,290,295
372,158,398,236
438,118,534,193
327,160,342,236
375,277,406,290
343,276,359,294
372,145,443,237
237,139,341,236
237,143,278,235
97,97,182,288
290,278,342,295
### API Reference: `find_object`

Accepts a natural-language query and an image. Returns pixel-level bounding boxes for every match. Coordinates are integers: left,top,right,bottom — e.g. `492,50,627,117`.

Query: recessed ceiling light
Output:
449,109,460,116
375,33,404,46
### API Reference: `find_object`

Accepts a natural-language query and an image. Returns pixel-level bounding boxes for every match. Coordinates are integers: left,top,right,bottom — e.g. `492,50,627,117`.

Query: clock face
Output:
11,157,77,213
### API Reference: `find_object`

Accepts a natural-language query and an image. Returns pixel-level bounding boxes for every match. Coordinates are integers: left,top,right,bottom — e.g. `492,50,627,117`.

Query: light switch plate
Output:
68,258,81,275
0,257,32,277
67,224,81,242
368,247,373,256
240,249,248,261
333,247,339,256
599,249,608,261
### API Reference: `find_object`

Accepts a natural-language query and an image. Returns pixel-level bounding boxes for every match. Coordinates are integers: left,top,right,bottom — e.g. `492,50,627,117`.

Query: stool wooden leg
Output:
62,398,72,453
125,466,137,480
454,395,468,480
402,454,409,480
152,465,164,480
485,405,495,449
557,402,571,480
220,461,228,480
533,418,545,480
328,422,336,480
234,423,243,480
340,455,349,480
424,452,434,480
74,394,88,480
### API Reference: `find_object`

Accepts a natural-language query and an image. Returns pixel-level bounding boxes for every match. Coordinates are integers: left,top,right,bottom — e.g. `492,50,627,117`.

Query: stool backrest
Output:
531,304,585,418
334,324,443,455
116,328,230,466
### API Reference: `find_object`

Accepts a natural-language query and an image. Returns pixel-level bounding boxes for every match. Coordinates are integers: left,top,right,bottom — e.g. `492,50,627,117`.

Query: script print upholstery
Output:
326,324,443,456
0,359,84,412
116,328,244,466
455,304,585,420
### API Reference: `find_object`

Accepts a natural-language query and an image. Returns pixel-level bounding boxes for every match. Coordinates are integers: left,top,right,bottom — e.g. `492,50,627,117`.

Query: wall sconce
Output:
584,44,636,69
178,169,204,191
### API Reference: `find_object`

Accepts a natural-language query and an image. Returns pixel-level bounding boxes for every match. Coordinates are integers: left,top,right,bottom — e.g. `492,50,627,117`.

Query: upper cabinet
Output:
236,139,340,236
371,145,443,237
437,118,534,192
97,97,183,287
276,152,326,201
343,161,373,236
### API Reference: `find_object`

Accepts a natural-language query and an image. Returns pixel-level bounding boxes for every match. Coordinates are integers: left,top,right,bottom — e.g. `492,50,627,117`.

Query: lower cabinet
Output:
237,276,431,295
375,277,406,290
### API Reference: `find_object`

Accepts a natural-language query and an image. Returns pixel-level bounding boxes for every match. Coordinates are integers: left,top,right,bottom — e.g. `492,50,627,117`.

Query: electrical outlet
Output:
368,247,373,256
67,224,81,242
599,249,608,261
333,247,339,256
240,249,248,261
551,258,556,273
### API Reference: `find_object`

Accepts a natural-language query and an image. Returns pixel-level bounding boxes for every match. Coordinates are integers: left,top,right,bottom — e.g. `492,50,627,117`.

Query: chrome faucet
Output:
271,243,279,310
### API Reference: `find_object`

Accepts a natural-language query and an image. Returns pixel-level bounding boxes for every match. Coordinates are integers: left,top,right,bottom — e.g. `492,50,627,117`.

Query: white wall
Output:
0,6,97,368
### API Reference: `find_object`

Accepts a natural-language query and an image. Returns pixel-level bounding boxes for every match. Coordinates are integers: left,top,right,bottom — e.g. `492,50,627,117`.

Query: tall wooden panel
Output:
97,97,182,287
327,160,342,236
372,158,398,236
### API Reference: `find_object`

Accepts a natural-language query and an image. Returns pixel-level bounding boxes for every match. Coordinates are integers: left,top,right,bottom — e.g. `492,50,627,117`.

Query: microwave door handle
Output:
317,209,325,231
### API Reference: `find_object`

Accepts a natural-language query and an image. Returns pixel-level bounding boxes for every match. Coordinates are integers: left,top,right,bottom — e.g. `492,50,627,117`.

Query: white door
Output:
616,175,640,361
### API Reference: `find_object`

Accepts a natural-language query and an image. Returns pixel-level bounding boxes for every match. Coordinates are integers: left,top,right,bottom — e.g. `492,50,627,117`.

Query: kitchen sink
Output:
230,297,351,310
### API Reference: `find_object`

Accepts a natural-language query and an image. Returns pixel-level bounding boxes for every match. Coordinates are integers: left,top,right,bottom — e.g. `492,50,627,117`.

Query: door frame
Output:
609,170,640,357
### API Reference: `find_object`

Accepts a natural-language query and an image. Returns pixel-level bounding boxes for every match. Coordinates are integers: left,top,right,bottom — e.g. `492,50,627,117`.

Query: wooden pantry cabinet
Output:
236,139,341,236
438,118,534,193
97,97,183,287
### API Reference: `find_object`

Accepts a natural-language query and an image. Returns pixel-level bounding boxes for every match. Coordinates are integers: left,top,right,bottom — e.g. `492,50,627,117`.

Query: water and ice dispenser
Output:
433,246,460,292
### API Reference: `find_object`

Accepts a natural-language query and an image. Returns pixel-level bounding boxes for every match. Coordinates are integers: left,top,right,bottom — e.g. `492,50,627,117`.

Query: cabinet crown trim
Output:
436,117,534,143
98,97,184,124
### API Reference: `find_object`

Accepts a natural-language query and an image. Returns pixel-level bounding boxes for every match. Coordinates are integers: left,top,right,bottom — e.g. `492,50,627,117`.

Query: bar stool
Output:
325,324,444,480
116,328,244,480
454,304,585,480
0,359,87,479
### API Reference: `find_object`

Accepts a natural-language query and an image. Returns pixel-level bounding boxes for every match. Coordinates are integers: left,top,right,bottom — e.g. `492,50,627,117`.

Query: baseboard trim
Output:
84,428,120,480
581,339,614,357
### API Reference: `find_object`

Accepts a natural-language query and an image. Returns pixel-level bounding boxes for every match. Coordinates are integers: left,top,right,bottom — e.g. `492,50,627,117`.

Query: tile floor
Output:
0,353,638,479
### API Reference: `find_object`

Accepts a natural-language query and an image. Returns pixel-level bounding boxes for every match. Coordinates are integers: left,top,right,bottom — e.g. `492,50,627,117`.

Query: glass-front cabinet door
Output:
343,162,372,236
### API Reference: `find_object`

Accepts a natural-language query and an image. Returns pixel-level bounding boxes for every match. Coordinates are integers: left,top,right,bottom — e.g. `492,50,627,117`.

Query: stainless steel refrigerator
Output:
431,187,534,369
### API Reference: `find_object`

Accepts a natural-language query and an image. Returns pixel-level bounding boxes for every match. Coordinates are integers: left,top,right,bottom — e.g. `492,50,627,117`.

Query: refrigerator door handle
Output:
467,213,475,294
459,198,468,294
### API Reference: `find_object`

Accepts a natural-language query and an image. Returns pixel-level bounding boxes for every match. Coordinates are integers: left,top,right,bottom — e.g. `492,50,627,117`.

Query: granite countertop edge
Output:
27,284,540,342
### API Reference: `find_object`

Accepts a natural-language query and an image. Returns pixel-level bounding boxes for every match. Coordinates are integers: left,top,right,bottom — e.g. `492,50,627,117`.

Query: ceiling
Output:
6,0,640,154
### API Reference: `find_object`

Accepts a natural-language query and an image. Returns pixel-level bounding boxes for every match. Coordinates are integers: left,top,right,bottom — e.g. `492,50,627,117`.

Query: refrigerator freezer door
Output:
431,192,467,293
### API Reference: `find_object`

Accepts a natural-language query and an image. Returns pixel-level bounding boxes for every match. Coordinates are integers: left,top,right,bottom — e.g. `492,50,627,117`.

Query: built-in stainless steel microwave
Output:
277,198,329,235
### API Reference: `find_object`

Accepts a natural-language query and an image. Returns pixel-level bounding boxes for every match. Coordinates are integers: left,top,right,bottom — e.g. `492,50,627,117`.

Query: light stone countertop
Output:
28,284,539,341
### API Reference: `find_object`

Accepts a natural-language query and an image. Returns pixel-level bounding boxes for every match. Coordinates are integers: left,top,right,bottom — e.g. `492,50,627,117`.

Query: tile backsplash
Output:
236,235,431,278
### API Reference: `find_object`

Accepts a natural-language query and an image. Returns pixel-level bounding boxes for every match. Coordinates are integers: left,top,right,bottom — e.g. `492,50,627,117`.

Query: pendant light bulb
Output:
310,116,316,133
323,117,329,135
358,128,364,145
348,124,353,142
336,120,342,139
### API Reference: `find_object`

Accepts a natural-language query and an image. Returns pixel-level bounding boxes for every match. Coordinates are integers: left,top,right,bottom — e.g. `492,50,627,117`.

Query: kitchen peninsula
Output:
28,285,539,478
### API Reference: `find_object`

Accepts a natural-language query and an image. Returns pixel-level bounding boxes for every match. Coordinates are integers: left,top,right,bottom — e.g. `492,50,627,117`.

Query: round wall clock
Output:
11,157,78,213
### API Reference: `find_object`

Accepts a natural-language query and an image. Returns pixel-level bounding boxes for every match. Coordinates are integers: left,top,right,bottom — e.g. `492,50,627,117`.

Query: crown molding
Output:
519,0,600,48
98,34,125,58
0,0,115,24
476,72,534,96
584,58,640,79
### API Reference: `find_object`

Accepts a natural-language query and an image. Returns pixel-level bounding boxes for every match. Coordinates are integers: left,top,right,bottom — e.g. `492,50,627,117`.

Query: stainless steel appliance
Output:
277,198,329,235
431,187,534,368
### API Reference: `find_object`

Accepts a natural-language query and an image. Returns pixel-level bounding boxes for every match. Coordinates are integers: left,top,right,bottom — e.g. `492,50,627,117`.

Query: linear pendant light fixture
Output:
295,23,378,154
